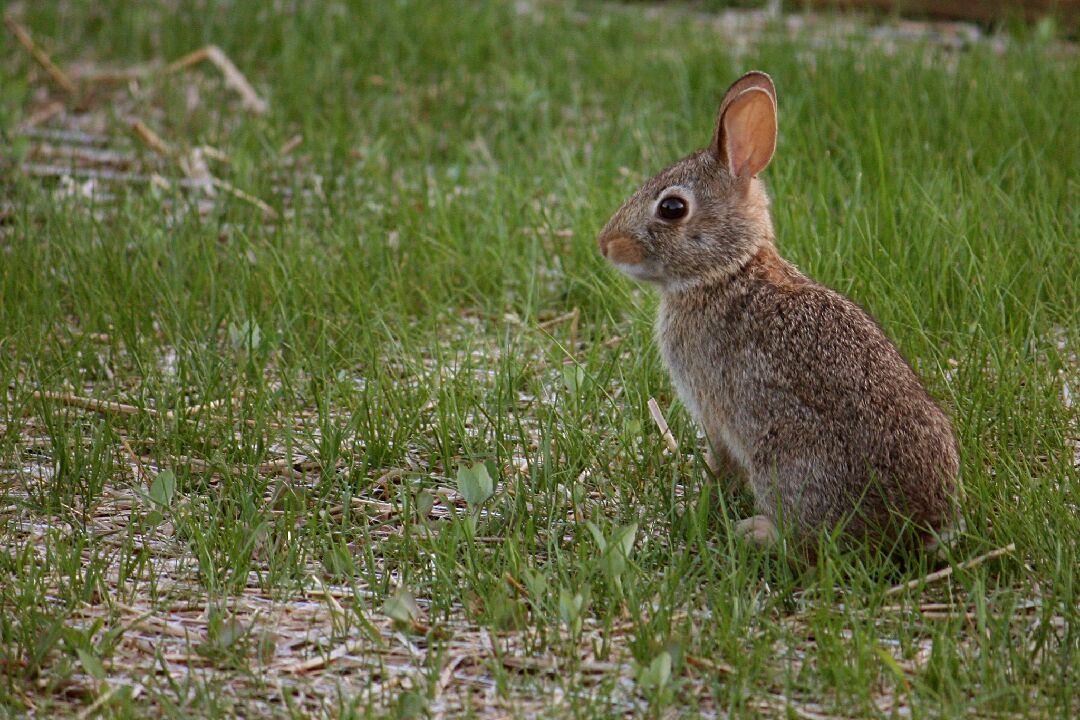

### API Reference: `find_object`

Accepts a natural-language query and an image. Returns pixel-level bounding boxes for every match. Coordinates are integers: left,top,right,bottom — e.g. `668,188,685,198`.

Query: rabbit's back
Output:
660,248,959,541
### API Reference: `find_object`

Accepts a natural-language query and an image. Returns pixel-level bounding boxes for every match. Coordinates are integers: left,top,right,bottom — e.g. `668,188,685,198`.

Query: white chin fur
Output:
615,262,663,283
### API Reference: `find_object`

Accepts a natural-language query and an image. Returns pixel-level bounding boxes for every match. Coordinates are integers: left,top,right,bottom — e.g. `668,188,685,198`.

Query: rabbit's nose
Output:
598,234,645,265
598,229,625,257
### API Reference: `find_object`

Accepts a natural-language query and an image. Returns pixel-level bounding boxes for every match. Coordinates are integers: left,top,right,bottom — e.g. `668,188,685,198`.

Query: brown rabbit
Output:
597,71,959,551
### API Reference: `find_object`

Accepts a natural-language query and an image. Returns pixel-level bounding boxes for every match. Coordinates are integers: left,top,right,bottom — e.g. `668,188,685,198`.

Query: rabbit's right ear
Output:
712,71,777,179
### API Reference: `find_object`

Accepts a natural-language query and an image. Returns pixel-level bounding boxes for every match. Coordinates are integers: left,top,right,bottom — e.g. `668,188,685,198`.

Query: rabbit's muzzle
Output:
597,232,644,266
597,230,612,256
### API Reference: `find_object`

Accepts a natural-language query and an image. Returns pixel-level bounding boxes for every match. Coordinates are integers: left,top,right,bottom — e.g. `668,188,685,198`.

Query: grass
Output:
1,0,1078,717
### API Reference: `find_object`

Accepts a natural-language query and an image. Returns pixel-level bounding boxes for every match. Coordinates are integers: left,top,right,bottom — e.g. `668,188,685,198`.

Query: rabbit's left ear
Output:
712,72,777,178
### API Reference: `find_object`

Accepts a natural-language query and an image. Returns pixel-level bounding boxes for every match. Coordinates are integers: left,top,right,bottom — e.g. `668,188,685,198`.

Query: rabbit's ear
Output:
713,72,777,178
716,71,775,120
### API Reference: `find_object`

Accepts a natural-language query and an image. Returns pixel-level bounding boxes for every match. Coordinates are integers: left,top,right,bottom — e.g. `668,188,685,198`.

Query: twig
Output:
278,134,304,156
4,15,77,95
178,147,216,195
281,640,367,674
35,390,300,433
537,308,579,331
19,163,211,188
149,173,172,191
504,572,529,599
166,45,267,114
129,120,275,216
437,655,470,695
257,456,299,474
115,604,191,639
885,543,1017,597
163,398,228,420
170,455,214,473
212,177,279,218
199,145,230,164
33,390,160,418
26,143,134,168
647,397,679,453
18,100,64,130
117,434,150,486
75,684,121,720
685,654,734,675
765,694,840,720
131,127,218,190
16,127,109,145
130,119,173,158
350,497,394,515
74,66,152,84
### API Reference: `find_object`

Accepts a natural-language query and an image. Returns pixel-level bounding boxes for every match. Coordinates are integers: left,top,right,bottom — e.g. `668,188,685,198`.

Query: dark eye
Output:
657,196,688,221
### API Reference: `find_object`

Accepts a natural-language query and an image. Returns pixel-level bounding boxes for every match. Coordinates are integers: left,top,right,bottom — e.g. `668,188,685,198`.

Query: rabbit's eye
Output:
657,196,688,221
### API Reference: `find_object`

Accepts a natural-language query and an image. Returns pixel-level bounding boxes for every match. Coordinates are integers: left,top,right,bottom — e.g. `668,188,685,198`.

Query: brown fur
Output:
597,72,959,550
604,235,645,265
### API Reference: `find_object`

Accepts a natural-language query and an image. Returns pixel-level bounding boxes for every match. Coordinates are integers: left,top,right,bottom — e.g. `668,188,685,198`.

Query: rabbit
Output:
597,71,959,552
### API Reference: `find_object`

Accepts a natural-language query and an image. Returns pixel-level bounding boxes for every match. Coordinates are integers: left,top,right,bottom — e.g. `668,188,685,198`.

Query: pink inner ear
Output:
723,88,777,178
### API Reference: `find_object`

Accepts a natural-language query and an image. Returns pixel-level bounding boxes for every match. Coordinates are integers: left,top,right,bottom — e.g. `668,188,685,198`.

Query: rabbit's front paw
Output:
734,515,778,547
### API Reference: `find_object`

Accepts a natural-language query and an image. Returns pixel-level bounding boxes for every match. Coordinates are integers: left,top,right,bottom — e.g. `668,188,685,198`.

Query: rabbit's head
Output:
597,71,779,291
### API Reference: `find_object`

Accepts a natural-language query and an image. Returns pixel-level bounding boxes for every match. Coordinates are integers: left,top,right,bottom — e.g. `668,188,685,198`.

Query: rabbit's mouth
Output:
599,233,664,283
614,261,664,283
